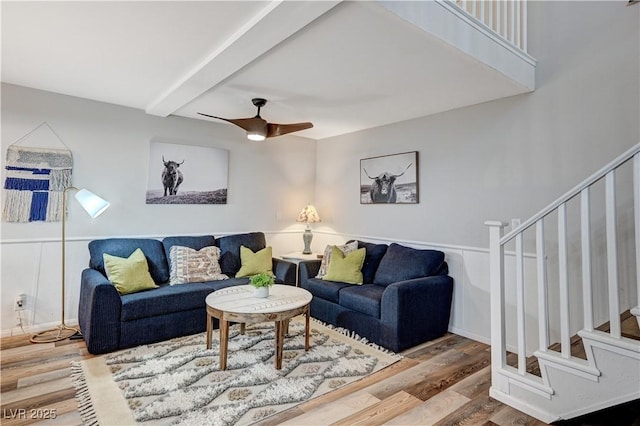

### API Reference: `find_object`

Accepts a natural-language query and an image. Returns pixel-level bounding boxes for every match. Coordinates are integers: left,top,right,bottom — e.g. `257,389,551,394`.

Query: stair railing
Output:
452,0,528,52
486,142,640,398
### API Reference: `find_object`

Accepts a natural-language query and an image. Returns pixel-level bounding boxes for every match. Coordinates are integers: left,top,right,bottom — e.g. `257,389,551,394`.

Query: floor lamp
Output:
30,187,110,343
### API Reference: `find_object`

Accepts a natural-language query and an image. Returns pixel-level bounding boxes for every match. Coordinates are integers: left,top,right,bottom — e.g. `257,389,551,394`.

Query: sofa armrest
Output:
78,268,122,354
298,260,322,286
380,275,454,351
272,258,296,285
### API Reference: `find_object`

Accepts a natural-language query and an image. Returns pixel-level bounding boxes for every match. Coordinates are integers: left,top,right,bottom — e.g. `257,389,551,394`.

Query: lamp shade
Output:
74,188,110,218
296,205,321,224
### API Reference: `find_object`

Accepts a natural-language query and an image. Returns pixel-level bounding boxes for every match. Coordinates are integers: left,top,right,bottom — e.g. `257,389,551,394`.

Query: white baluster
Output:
487,0,494,32
536,219,549,351
509,0,516,44
479,0,486,23
522,0,528,51
516,232,526,375
486,221,507,385
634,153,640,324
606,171,621,338
558,203,571,358
497,0,503,38
581,188,593,332
502,1,508,41
514,0,521,48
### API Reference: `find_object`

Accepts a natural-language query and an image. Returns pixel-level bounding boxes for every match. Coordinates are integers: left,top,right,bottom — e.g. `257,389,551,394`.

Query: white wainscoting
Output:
310,230,539,352
0,230,305,337
1,229,537,352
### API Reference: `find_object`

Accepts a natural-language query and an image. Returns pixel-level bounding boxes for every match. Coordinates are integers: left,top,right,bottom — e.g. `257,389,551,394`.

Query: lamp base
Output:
30,324,80,343
302,228,313,254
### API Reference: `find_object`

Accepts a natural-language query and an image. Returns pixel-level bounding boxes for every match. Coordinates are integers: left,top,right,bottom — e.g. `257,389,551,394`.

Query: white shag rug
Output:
72,318,401,425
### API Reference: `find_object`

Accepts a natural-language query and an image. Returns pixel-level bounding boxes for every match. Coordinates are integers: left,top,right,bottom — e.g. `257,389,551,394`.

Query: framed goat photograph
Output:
146,141,229,205
360,151,418,204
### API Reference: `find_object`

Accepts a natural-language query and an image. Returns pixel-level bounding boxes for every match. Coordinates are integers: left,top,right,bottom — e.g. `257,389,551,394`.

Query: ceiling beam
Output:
145,0,341,117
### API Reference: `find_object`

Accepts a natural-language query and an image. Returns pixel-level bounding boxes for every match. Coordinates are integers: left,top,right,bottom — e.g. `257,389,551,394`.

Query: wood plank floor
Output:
1,326,638,426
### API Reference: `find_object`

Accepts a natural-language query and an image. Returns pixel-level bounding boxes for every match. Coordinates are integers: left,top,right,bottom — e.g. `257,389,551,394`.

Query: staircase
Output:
486,142,640,423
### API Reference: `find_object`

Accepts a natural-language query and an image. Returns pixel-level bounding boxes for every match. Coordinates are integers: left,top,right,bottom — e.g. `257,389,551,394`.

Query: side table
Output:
281,252,322,286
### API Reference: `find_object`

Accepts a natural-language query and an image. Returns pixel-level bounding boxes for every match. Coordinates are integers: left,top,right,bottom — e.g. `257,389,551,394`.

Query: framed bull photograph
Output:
146,141,229,204
360,151,418,204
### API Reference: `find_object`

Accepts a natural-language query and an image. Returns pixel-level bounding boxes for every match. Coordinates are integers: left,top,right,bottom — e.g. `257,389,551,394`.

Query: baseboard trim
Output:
489,387,559,423
448,326,490,345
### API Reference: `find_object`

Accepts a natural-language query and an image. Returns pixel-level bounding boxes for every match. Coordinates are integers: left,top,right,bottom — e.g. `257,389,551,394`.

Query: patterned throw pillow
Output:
169,246,228,285
316,241,359,279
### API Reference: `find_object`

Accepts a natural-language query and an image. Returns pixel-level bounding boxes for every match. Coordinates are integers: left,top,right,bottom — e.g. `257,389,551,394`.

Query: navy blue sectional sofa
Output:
78,232,295,354
299,241,453,352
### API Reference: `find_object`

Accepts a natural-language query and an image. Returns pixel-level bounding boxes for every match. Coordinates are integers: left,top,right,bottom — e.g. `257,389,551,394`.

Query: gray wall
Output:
313,1,639,347
1,83,317,240
1,1,638,339
315,1,639,249
1,83,316,331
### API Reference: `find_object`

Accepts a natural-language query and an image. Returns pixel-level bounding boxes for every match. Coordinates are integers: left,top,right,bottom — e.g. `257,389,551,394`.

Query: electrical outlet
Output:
14,294,26,311
511,218,521,229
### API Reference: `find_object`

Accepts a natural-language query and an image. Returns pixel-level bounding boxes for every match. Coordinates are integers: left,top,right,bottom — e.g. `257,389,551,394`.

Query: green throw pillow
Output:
236,245,273,277
323,246,365,285
103,248,158,295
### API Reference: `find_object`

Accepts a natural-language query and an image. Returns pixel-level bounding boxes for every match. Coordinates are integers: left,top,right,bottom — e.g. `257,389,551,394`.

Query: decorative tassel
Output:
29,192,49,222
71,361,100,426
46,191,63,222
309,317,403,359
2,190,32,222
50,169,72,191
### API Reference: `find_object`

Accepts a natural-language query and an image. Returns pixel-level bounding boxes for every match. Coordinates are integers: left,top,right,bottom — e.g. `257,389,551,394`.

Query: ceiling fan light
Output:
247,132,266,141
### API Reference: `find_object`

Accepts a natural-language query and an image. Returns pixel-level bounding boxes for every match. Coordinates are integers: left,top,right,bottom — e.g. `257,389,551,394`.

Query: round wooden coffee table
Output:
205,284,312,370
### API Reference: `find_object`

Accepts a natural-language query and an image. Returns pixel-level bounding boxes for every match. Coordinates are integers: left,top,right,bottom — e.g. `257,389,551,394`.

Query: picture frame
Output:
146,141,229,205
360,151,418,204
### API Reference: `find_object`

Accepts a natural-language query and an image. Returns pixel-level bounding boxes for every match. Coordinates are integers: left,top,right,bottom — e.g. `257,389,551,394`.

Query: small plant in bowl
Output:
249,273,275,297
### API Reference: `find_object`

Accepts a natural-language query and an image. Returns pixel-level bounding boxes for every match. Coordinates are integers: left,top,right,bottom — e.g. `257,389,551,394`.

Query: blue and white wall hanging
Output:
3,122,73,222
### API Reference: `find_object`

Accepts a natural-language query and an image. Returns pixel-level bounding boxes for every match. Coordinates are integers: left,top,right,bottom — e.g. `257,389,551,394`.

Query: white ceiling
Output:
1,1,531,140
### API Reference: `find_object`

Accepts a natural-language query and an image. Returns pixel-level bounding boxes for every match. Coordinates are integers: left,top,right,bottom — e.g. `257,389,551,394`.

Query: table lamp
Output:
296,205,321,254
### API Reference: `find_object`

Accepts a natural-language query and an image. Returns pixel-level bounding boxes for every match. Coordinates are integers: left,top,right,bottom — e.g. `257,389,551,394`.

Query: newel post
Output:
486,220,508,391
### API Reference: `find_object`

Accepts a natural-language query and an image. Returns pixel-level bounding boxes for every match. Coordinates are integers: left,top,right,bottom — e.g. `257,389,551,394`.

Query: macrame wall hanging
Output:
3,122,73,222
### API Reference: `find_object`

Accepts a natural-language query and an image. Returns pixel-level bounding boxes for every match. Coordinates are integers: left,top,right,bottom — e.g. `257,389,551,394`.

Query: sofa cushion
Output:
169,246,228,284
301,278,351,304
89,238,169,283
373,243,445,286
317,241,358,278
120,282,216,321
236,246,273,277
206,277,251,292
339,284,385,318
355,240,388,284
120,278,250,321
216,232,266,277
162,235,216,263
103,248,158,295
323,246,365,284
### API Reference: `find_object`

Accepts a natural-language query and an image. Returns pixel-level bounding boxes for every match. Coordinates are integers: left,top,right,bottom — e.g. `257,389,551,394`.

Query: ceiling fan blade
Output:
266,122,313,138
197,113,265,132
